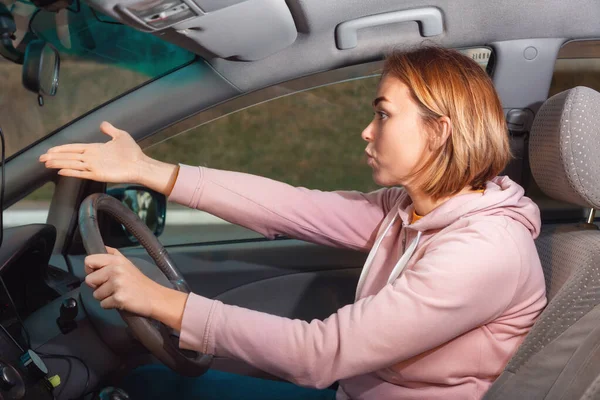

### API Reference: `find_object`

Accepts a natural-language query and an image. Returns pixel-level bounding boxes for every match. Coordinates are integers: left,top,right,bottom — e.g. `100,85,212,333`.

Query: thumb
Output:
100,121,126,139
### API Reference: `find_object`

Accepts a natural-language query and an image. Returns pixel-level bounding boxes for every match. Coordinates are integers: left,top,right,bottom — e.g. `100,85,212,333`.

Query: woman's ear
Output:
429,116,452,151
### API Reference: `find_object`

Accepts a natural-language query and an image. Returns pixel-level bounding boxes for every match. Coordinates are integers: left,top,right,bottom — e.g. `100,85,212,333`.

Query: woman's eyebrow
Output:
372,96,389,108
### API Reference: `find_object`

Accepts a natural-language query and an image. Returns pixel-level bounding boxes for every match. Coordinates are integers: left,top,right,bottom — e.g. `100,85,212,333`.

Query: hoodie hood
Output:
398,176,541,238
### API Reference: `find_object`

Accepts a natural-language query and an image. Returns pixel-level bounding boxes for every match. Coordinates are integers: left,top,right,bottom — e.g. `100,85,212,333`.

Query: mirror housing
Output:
101,185,167,248
22,39,60,96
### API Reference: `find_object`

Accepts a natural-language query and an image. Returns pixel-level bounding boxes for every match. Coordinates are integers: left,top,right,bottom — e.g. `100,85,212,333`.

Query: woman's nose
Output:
361,121,374,142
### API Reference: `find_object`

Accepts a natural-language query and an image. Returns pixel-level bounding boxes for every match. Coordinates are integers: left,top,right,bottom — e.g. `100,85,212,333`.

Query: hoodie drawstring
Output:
388,231,422,284
356,215,422,299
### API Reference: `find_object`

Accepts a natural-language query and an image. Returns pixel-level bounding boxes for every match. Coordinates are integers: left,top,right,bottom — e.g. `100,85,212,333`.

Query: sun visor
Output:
89,0,298,61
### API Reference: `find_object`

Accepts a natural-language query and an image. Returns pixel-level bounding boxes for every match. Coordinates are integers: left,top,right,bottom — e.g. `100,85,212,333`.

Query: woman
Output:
40,46,547,400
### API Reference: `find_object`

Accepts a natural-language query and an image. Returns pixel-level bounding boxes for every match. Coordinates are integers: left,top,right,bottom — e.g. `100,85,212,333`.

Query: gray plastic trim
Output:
173,0,298,61
335,7,444,50
191,0,248,13
491,38,566,113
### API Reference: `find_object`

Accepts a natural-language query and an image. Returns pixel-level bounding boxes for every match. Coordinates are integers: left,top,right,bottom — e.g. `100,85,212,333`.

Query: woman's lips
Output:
365,150,376,167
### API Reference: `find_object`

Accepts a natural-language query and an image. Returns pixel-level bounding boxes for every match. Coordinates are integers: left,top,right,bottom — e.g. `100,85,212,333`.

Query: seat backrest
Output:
484,87,600,400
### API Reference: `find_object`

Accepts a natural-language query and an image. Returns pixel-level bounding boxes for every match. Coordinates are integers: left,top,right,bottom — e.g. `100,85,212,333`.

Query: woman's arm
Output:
84,221,543,389
166,164,404,251
173,223,537,388
39,122,404,251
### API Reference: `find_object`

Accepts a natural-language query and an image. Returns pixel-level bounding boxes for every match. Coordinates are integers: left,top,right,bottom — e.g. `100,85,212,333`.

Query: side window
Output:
145,76,380,246
549,40,600,96
143,47,492,247
527,40,600,221
5,183,55,228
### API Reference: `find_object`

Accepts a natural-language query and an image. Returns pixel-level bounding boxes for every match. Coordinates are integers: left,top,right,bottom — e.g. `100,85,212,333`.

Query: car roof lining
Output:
85,0,600,92
181,0,600,91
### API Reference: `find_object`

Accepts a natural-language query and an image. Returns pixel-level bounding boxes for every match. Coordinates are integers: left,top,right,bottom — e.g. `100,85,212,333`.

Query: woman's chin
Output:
371,170,402,187
371,171,389,187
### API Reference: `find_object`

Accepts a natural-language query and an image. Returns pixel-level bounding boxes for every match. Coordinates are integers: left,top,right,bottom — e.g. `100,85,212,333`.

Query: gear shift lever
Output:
56,298,78,334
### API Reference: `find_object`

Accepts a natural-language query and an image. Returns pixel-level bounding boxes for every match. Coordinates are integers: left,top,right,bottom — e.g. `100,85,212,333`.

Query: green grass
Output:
145,76,382,192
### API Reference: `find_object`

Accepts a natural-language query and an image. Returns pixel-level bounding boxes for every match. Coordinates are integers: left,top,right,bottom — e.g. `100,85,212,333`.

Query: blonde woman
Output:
40,46,547,400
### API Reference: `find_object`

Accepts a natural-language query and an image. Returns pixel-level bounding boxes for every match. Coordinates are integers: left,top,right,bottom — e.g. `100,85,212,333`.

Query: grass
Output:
145,76,381,192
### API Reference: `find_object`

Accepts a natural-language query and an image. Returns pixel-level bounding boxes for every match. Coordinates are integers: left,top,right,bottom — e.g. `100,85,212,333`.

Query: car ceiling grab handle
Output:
335,7,444,50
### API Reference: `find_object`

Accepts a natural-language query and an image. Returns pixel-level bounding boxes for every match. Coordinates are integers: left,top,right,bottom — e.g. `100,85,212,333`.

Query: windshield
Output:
0,1,195,158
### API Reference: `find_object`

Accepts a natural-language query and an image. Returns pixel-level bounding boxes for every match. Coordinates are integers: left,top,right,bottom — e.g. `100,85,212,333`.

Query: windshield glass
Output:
0,1,195,158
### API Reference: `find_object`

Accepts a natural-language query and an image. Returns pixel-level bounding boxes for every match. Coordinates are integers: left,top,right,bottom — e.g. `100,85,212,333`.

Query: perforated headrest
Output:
530,86,600,209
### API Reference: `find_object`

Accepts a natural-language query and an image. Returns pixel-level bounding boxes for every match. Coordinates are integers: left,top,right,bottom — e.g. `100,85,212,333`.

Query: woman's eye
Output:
374,111,388,120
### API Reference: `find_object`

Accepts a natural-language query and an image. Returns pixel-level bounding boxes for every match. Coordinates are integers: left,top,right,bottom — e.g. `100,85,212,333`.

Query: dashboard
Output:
0,224,75,399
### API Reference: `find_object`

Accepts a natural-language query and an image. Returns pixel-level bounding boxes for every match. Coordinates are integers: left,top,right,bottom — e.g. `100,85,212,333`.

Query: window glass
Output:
1,2,194,158
459,47,492,69
549,40,600,96
145,76,380,246
5,182,55,228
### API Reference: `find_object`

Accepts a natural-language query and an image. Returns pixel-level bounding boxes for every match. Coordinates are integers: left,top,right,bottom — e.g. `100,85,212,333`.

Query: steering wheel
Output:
77,193,212,376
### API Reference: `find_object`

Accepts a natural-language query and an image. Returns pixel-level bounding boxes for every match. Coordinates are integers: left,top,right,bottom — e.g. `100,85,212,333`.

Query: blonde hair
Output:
382,46,510,199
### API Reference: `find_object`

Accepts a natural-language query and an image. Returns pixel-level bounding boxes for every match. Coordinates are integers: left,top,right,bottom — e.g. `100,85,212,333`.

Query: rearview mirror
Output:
22,40,60,97
102,185,166,247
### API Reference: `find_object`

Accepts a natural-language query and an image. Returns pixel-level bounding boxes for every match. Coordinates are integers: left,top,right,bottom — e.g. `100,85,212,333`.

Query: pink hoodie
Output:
169,164,547,400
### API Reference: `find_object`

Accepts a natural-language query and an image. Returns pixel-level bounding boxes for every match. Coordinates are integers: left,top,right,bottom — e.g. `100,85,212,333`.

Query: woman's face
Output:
362,76,432,187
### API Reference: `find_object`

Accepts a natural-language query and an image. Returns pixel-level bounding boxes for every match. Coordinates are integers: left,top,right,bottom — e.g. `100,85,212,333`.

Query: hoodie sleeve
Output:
178,221,523,389
168,164,404,251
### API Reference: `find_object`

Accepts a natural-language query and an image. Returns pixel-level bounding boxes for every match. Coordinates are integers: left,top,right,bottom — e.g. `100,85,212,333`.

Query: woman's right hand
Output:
39,122,146,184
39,122,179,195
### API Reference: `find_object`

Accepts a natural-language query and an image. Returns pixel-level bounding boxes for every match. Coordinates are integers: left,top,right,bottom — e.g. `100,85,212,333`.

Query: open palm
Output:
40,122,146,184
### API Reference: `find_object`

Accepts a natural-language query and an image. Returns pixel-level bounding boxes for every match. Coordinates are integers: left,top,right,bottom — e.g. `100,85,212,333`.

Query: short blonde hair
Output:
382,46,510,199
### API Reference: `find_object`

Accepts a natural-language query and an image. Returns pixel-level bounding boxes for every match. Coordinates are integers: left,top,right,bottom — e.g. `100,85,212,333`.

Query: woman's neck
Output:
407,186,478,216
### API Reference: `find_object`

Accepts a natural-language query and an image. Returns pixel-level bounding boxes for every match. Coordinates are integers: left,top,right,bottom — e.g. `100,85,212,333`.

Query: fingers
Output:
44,159,87,171
84,253,121,271
85,266,112,289
57,169,95,180
100,121,127,139
39,152,85,163
45,143,91,155
105,246,123,256
92,279,114,301
100,296,122,310
40,121,127,162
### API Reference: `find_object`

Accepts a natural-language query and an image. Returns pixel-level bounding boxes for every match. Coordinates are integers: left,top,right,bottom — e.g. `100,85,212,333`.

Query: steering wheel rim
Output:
78,193,212,376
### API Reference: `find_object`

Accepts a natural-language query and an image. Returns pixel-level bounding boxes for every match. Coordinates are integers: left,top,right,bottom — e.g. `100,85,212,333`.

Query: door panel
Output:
129,239,364,378
119,239,365,315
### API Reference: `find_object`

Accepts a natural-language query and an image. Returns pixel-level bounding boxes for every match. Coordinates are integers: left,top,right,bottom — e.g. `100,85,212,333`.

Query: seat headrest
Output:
530,86,600,209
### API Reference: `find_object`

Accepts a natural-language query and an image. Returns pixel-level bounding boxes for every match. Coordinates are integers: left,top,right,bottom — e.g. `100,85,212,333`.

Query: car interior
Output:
1,0,600,399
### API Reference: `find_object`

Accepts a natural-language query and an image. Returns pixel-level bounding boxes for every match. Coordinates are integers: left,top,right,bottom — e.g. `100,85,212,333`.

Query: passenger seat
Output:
483,86,600,400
